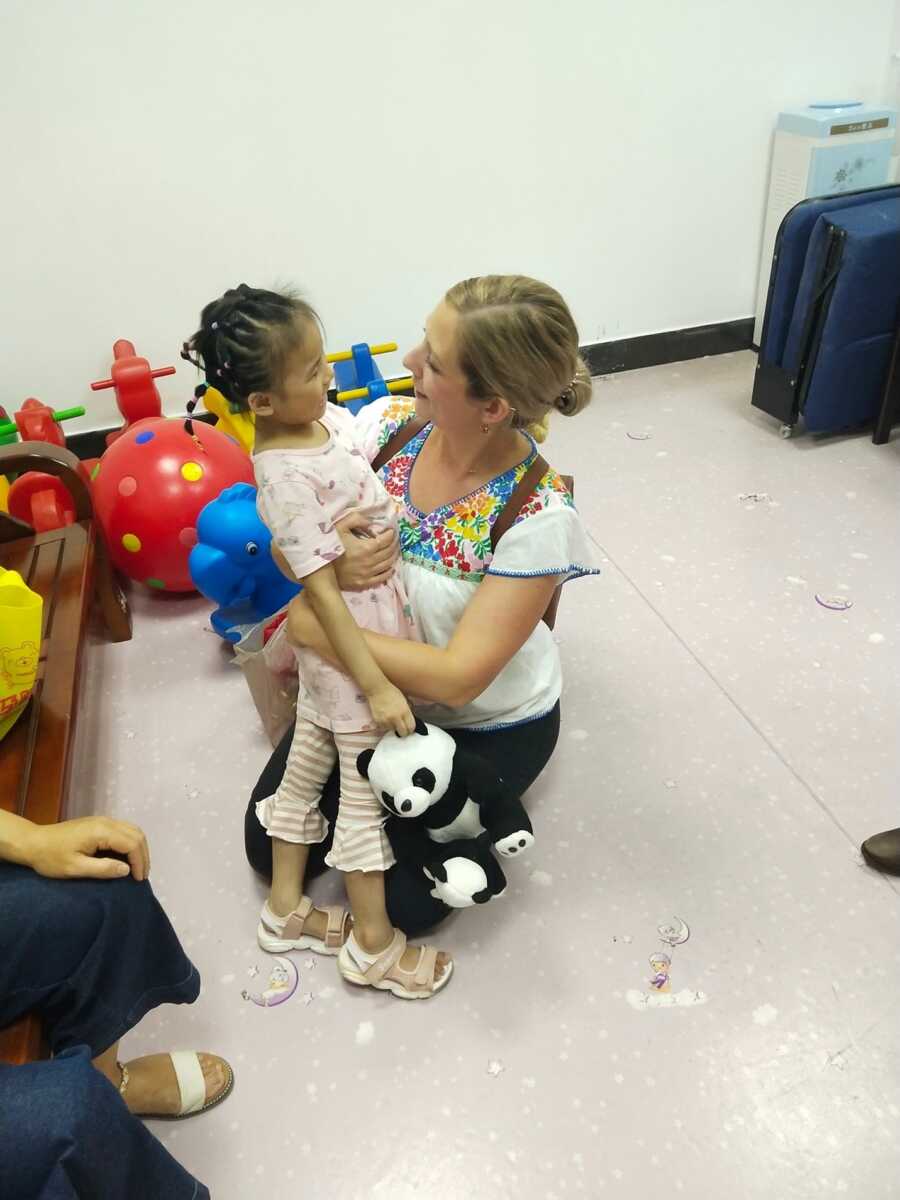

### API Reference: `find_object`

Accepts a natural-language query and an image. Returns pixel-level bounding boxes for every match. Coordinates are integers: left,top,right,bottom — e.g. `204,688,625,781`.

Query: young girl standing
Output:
183,285,451,999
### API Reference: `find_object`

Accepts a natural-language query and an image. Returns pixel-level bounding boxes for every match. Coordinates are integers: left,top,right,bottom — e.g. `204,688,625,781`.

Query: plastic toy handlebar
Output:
334,376,414,404
327,342,397,364
0,405,85,440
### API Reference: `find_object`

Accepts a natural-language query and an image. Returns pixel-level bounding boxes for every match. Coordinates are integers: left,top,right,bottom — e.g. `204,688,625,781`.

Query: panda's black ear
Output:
414,717,428,736
357,749,375,779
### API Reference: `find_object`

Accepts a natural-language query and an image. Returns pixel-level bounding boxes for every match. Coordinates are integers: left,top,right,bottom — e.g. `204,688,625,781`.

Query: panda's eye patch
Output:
412,768,435,792
381,791,393,804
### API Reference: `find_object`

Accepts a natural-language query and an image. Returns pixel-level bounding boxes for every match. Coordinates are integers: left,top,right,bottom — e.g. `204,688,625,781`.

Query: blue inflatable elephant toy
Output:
189,483,301,642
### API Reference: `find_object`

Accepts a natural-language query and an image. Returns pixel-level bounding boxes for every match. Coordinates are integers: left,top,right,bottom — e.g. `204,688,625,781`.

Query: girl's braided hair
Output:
181,284,319,413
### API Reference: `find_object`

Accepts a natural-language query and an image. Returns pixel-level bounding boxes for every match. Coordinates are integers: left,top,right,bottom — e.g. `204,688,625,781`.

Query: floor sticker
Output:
626,917,708,1011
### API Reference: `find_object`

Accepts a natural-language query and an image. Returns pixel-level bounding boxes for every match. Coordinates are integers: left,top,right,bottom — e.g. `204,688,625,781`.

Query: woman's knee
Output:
244,800,273,880
1,872,150,989
385,864,451,938
245,740,341,879
250,729,294,806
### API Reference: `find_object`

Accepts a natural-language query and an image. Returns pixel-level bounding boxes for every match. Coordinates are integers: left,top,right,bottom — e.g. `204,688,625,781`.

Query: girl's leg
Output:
270,841,311,918
245,720,339,883
344,869,393,953
327,730,396,953
244,704,561,936
331,733,450,981
254,719,337,918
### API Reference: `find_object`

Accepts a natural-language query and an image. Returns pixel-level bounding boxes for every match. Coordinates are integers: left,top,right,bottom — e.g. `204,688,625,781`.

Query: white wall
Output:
886,0,900,176
2,0,895,432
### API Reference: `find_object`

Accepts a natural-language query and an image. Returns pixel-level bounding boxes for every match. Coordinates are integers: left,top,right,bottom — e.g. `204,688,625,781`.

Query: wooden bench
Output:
0,442,131,1065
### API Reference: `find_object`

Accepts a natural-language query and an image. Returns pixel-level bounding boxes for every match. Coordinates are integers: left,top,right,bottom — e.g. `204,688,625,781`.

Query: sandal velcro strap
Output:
414,946,438,990
323,907,348,949
364,931,408,984
281,896,314,942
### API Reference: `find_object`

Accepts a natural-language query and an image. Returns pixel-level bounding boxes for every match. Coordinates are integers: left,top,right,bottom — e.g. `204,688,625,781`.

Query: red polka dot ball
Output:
91,417,254,592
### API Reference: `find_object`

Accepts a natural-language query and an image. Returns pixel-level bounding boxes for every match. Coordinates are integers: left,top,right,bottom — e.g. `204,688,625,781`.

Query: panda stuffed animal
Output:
356,719,534,908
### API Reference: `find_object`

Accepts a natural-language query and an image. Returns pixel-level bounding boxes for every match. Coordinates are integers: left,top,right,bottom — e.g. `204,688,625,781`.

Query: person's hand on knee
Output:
22,816,151,881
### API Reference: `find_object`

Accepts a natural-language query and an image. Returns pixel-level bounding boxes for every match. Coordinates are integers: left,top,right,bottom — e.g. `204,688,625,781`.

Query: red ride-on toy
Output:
0,398,84,447
91,340,175,446
1,399,88,532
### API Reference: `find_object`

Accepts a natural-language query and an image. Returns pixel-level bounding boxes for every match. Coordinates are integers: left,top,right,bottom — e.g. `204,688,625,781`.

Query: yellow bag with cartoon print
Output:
0,567,43,741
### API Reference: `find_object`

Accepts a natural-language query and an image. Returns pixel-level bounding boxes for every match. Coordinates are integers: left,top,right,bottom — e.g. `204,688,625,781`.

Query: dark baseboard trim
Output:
581,317,755,377
64,323,752,460
65,389,424,461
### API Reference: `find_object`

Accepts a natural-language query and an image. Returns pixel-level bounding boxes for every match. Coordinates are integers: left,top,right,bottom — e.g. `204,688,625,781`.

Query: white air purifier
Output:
753,102,897,345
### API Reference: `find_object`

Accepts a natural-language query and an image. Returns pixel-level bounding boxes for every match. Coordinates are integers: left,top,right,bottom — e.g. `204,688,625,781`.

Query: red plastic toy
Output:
91,340,175,446
7,473,76,531
2,399,89,532
0,398,85,446
91,417,254,592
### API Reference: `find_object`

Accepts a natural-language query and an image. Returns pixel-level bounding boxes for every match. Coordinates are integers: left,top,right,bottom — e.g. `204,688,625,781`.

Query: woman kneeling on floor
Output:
246,274,599,955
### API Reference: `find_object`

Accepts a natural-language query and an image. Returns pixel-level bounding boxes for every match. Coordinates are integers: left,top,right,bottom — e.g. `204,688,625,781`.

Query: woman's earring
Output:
481,423,490,434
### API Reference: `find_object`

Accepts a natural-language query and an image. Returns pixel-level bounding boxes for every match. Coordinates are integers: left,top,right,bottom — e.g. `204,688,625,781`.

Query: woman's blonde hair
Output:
444,275,592,442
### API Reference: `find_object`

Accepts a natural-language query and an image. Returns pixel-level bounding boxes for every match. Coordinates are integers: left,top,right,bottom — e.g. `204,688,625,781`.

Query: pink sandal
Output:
257,896,351,956
338,929,453,1000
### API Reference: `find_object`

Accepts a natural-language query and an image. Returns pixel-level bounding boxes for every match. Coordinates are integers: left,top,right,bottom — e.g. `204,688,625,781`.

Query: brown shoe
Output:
861,828,900,876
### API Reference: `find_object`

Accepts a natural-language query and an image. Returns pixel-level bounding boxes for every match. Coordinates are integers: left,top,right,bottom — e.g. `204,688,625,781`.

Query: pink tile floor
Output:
70,351,900,1199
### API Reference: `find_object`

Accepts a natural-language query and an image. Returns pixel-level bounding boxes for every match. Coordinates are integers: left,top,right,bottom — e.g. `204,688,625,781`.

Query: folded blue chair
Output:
752,184,900,435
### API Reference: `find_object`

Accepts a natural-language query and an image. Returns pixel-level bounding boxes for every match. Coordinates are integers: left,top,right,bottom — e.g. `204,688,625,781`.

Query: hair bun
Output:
554,383,577,415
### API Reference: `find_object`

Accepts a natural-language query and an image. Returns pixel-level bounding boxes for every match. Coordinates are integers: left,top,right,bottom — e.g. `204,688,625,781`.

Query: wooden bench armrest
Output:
0,441,131,642
0,441,94,520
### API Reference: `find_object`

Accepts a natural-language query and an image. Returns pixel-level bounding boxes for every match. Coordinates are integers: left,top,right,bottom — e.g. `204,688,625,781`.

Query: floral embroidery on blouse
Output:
375,398,420,449
376,409,574,579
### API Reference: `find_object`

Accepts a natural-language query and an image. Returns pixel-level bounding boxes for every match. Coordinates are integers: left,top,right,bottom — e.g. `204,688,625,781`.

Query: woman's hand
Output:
333,513,398,591
24,816,151,881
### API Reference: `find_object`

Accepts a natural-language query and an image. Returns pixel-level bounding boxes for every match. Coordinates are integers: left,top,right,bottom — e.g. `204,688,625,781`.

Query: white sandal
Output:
257,895,351,956
119,1052,234,1121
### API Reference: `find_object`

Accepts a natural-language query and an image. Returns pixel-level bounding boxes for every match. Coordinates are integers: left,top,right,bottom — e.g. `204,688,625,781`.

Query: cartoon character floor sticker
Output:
242,957,299,1007
626,918,708,1010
